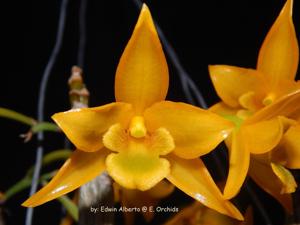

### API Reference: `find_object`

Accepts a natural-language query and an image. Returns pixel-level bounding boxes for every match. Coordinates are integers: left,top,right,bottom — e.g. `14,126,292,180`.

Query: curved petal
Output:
210,102,244,129
52,102,133,152
243,117,283,154
271,163,297,193
106,139,170,191
289,104,300,121
144,101,234,159
249,157,293,212
257,0,299,87
209,102,239,116
115,4,169,114
223,130,250,199
273,124,300,169
246,89,300,124
22,149,109,207
166,154,243,220
209,65,261,108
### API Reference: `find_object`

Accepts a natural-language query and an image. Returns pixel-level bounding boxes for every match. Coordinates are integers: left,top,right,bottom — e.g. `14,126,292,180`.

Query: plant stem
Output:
26,0,70,224
31,122,59,133
4,172,55,201
57,195,79,221
25,149,72,178
0,107,35,126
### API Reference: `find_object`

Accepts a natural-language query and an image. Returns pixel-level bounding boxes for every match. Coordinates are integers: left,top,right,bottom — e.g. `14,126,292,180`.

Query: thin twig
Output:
25,0,69,224
77,0,87,68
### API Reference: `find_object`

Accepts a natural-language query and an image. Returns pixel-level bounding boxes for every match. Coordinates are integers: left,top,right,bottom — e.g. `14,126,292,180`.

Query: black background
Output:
1,0,300,224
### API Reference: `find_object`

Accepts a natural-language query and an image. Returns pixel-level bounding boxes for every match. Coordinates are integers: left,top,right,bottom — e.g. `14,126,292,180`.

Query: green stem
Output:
4,178,31,200
4,171,78,222
26,149,71,178
4,171,55,200
4,149,71,199
31,122,59,133
39,181,78,221
42,149,72,165
0,107,35,126
57,195,79,221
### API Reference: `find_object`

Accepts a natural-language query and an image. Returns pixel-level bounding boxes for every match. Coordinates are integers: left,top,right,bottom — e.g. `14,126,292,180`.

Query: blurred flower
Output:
209,0,300,208
163,202,253,225
114,180,174,225
22,4,242,220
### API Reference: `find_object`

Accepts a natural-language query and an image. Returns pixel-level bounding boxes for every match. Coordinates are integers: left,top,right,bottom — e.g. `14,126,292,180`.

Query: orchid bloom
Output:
209,0,300,205
22,4,243,220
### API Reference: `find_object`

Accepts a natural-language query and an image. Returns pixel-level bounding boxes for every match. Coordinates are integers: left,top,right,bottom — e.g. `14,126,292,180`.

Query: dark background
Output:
1,0,300,224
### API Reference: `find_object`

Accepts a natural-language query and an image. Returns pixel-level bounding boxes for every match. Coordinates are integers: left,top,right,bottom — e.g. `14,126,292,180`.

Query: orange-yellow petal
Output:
106,141,170,191
52,102,133,152
148,127,175,155
270,163,297,194
223,130,250,199
243,117,283,154
273,124,300,169
289,105,300,121
246,89,300,124
249,157,292,212
103,123,129,152
209,65,261,108
166,154,243,220
209,102,239,116
145,101,234,159
210,102,244,129
115,4,169,114
22,149,109,207
257,0,298,88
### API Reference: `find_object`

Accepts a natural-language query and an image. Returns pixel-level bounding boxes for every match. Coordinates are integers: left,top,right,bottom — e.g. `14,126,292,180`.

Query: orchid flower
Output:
22,4,243,220
209,0,300,206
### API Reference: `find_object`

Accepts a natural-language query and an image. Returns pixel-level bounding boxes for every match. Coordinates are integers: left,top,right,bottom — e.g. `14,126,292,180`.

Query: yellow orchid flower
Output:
209,0,300,204
22,4,243,220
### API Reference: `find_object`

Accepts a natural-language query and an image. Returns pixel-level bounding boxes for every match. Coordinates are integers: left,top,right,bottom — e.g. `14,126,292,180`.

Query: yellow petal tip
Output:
285,0,293,17
223,189,236,200
21,201,30,207
21,198,39,208
138,4,153,28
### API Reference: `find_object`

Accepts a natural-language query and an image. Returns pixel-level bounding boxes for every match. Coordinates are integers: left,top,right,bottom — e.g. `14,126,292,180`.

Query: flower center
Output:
103,123,175,155
129,116,147,138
